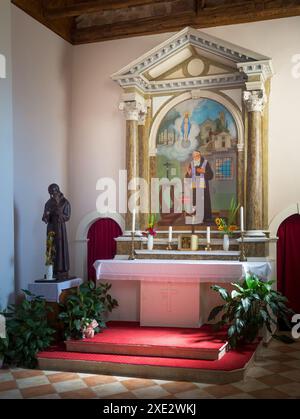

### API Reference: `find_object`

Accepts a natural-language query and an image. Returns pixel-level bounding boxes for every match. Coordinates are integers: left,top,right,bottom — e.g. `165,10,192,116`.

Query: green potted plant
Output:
59,281,118,340
208,274,294,348
1,290,55,368
0,337,8,368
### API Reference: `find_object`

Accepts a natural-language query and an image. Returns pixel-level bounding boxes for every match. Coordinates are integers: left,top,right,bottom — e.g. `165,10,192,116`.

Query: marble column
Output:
119,99,147,232
138,103,150,231
243,90,266,231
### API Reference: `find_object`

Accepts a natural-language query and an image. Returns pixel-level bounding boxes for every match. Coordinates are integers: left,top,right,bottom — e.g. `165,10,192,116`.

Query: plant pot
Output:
46,264,54,280
223,234,230,251
147,235,154,251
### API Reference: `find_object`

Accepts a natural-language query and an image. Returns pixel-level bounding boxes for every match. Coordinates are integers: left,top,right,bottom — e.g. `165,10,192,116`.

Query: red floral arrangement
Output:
142,214,157,237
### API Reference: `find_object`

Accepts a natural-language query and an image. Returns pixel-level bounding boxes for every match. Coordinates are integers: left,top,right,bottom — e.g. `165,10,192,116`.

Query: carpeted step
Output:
65,322,229,360
37,339,260,384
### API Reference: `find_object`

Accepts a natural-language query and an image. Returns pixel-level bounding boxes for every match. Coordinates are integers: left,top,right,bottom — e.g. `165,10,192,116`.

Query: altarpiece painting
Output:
156,98,238,226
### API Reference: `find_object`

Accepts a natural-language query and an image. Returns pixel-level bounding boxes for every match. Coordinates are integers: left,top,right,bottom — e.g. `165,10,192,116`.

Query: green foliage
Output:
227,197,240,228
0,337,9,359
1,290,55,368
59,281,118,340
208,275,294,348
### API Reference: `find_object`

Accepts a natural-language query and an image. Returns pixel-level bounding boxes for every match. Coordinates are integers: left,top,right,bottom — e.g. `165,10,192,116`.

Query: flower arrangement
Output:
215,198,240,236
143,214,157,237
45,231,56,266
83,319,99,339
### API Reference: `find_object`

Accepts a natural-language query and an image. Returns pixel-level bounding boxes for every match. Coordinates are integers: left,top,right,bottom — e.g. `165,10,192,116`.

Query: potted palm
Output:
208,274,294,348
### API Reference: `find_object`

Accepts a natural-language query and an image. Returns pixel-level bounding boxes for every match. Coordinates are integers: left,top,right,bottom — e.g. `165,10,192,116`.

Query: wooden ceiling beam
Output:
11,0,74,43
73,0,300,44
45,0,170,19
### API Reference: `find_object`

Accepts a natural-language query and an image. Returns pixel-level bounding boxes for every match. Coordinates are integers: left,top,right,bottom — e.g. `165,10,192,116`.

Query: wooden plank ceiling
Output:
11,0,300,45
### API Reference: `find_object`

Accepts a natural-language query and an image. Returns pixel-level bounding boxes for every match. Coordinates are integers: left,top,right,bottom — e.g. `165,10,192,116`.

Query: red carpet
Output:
81,322,227,348
65,322,228,360
38,341,259,371
38,322,260,371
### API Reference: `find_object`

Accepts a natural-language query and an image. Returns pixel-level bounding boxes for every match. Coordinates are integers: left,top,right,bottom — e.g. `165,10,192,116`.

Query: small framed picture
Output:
178,234,192,251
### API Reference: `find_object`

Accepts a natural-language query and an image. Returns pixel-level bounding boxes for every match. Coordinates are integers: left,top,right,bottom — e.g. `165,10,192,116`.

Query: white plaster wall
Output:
12,6,72,292
0,0,14,308
69,33,171,234
70,17,300,262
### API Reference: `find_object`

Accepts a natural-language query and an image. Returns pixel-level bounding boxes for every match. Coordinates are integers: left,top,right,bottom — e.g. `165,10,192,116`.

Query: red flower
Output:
143,227,157,237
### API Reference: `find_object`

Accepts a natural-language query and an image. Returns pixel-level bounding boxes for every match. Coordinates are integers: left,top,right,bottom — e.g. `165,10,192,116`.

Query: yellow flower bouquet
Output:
45,231,56,266
215,198,240,237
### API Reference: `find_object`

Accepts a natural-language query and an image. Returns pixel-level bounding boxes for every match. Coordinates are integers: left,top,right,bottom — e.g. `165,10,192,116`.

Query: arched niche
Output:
74,211,125,280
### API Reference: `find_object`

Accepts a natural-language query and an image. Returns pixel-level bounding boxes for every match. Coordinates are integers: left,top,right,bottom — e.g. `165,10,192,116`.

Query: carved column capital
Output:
243,90,267,113
119,100,148,123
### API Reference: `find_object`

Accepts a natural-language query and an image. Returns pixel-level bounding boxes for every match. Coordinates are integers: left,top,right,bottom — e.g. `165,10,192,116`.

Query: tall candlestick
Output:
168,226,173,242
240,206,244,233
207,226,211,244
132,209,136,234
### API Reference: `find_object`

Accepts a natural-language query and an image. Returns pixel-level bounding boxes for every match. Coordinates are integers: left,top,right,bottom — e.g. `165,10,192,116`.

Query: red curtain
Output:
277,214,300,314
87,218,122,280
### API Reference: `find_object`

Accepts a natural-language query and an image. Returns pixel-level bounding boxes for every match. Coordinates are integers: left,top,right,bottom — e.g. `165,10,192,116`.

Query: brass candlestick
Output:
205,243,212,251
166,241,172,251
239,231,247,262
129,232,136,260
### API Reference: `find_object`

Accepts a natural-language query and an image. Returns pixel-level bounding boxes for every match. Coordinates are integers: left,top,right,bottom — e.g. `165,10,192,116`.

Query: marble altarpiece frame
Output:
112,27,274,233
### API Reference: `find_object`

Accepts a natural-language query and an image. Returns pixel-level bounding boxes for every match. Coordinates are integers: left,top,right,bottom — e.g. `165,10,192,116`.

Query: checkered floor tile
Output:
1,338,300,399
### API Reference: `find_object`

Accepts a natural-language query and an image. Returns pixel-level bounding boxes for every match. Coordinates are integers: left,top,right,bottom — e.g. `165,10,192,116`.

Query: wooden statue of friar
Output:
42,184,71,279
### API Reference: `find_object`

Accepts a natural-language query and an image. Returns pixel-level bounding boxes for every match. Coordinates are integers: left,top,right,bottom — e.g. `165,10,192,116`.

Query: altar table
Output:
94,259,273,328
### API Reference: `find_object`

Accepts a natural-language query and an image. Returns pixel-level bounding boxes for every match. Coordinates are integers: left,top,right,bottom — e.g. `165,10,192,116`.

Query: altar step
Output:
37,340,260,384
65,322,228,361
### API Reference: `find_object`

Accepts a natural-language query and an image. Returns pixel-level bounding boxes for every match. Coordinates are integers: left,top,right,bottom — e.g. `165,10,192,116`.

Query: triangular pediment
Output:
111,27,273,94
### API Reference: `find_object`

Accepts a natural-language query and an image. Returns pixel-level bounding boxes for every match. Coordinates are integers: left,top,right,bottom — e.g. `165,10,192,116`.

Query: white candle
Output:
240,206,244,232
132,209,136,234
207,226,211,244
168,226,173,242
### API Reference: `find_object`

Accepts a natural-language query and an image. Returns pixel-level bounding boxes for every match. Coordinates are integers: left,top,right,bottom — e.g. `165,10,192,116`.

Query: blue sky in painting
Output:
190,99,237,137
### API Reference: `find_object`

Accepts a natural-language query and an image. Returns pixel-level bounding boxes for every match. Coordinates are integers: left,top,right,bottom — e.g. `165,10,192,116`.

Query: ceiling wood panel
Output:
11,0,300,45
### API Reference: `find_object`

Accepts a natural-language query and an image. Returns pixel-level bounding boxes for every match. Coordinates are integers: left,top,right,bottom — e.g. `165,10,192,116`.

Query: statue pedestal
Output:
29,278,83,303
28,278,83,343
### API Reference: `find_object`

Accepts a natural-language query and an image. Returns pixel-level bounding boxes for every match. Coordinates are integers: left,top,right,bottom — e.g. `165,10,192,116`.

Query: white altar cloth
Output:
94,259,272,283
93,259,273,327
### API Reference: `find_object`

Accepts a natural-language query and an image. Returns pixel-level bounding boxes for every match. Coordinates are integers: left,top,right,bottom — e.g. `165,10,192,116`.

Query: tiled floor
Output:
1,338,300,399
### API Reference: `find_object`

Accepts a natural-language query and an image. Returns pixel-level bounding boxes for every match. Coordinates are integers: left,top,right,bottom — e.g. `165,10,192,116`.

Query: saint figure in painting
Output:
181,112,191,147
185,151,214,224
42,184,71,279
